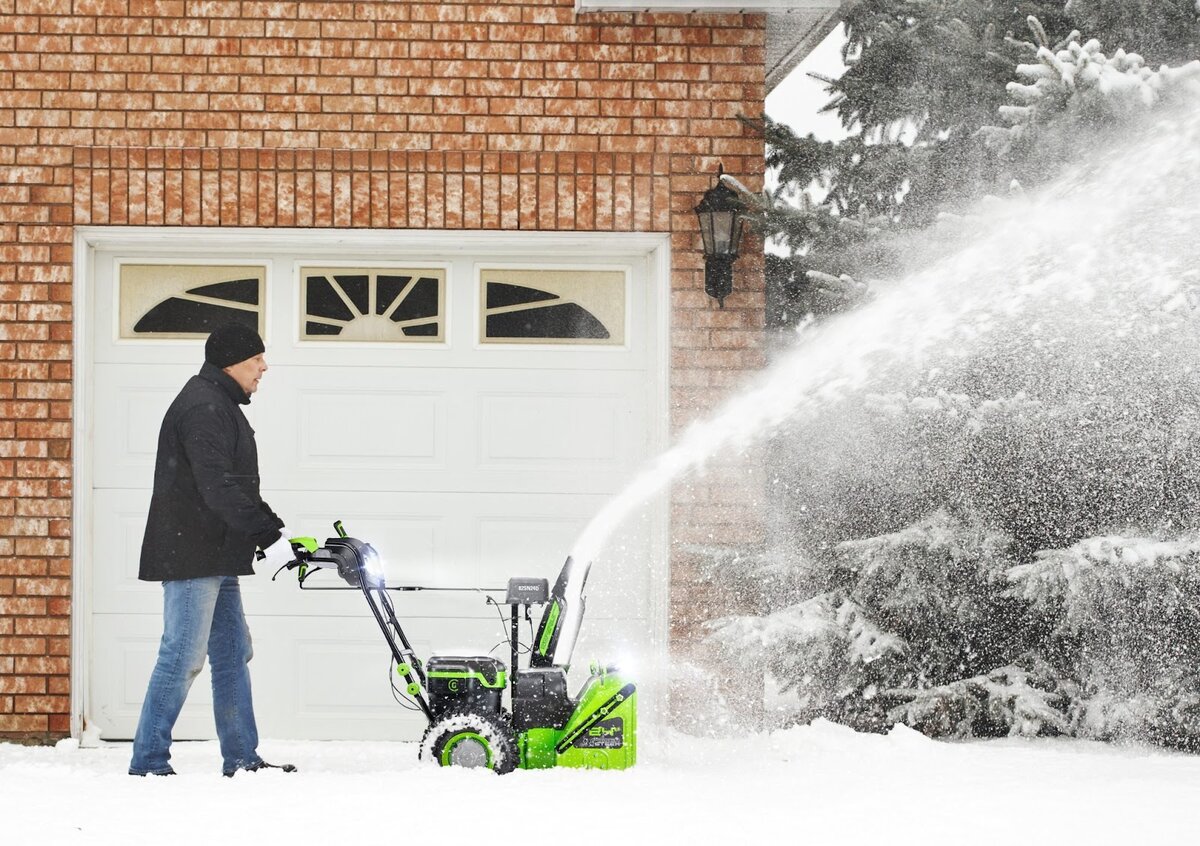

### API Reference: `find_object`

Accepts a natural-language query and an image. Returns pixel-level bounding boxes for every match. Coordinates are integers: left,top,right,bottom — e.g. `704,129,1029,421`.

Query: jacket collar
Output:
198,361,251,406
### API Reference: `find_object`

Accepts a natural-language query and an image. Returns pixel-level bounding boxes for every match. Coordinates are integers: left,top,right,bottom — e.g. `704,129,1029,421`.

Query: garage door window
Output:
119,263,266,338
480,268,626,346
301,266,446,342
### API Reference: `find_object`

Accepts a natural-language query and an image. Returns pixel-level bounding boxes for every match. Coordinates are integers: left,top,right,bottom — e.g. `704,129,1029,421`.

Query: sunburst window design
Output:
119,264,265,339
480,268,626,346
300,266,446,342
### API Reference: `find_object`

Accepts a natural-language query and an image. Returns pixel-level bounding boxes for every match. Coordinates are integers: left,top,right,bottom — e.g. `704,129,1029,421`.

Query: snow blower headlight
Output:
360,546,385,588
324,538,385,589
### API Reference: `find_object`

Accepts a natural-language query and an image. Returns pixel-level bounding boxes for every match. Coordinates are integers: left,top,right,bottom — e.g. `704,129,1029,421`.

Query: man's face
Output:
223,353,268,395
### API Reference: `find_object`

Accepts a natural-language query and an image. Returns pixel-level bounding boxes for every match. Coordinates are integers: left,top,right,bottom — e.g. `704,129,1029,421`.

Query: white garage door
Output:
79,229,668,741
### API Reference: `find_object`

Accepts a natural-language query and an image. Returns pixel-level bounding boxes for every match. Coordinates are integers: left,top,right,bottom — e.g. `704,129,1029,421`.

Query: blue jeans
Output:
129,576,263,775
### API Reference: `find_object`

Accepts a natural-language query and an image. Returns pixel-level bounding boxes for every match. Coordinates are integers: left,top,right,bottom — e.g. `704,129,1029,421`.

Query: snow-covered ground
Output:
4,721,1198,845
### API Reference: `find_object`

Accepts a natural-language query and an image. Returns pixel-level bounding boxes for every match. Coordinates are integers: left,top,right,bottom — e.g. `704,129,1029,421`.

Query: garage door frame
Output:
70,225,672,741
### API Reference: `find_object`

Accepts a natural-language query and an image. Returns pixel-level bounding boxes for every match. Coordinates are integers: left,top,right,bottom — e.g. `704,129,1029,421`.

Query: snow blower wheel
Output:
419,707,518,774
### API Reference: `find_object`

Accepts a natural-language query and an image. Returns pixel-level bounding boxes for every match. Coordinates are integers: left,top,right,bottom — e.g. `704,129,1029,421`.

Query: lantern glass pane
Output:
729,215,745,254
711,210,735,254
697,211,716,255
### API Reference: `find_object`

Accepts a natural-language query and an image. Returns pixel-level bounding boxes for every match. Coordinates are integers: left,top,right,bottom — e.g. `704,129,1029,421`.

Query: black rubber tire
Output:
418,707,518,774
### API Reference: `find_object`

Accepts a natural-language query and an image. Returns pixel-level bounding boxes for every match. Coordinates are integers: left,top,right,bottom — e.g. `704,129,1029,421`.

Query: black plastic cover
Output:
512,667,575,731
426,656,506,718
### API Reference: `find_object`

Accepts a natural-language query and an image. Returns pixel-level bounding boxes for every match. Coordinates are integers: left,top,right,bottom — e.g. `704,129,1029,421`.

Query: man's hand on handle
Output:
258,528,294,570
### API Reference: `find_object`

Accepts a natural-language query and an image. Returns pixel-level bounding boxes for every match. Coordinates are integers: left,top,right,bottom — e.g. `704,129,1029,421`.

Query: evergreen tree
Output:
707,302,1200,742
701,16,1200,744
749,1,1200,317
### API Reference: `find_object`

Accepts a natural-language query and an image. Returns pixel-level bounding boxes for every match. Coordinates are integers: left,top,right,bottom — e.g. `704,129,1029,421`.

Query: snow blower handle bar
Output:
267,537,375,589
263,520,348,581
269,520,359,586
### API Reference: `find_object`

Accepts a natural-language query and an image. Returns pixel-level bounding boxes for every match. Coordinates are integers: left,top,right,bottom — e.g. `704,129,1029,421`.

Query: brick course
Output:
0,0,767,741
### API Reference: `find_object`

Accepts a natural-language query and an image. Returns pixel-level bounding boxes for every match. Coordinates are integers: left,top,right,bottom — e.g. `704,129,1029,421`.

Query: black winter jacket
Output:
139,362,284,581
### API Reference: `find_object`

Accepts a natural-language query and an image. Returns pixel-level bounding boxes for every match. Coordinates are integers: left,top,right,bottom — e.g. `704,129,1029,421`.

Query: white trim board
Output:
75,226,673,256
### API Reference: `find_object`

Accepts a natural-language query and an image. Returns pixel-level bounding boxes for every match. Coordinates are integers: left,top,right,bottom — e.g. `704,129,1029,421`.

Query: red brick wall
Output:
74,147,678,229
0,0,766,740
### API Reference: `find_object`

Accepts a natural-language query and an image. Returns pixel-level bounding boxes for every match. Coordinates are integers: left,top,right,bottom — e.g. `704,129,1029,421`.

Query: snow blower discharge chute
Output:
271,522,637,773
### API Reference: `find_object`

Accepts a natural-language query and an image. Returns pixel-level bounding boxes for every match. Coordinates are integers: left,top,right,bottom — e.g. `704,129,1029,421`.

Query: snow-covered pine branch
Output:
887,660,1071,739
978,17,1200,157
704,592,906,676
1008,533,1200,745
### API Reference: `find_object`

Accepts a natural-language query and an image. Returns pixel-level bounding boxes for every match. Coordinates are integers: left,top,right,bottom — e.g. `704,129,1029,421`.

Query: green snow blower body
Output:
281,525,637,773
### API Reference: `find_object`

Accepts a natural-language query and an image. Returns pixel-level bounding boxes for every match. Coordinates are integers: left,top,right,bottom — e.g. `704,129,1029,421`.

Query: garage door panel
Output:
255,615,442,740
478,392,621,465
464,371,646,492
299,389,445,469
92,365,192,488
92,490,155,615
476,515,584,577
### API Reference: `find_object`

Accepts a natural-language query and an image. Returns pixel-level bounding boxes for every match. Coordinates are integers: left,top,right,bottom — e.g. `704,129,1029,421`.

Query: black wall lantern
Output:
694,164,745,308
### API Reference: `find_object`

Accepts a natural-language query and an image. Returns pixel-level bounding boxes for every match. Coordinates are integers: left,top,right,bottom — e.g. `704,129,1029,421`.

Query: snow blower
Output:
272,521,637,774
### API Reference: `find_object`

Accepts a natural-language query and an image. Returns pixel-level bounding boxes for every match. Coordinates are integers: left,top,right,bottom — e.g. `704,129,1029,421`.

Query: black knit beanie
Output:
205,321,265,368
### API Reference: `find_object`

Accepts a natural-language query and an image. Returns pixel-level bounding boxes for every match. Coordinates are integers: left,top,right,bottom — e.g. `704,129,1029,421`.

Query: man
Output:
129,321,298,777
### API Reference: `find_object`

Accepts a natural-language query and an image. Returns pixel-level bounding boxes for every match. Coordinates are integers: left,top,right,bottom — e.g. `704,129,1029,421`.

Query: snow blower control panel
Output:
506,577,549,605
